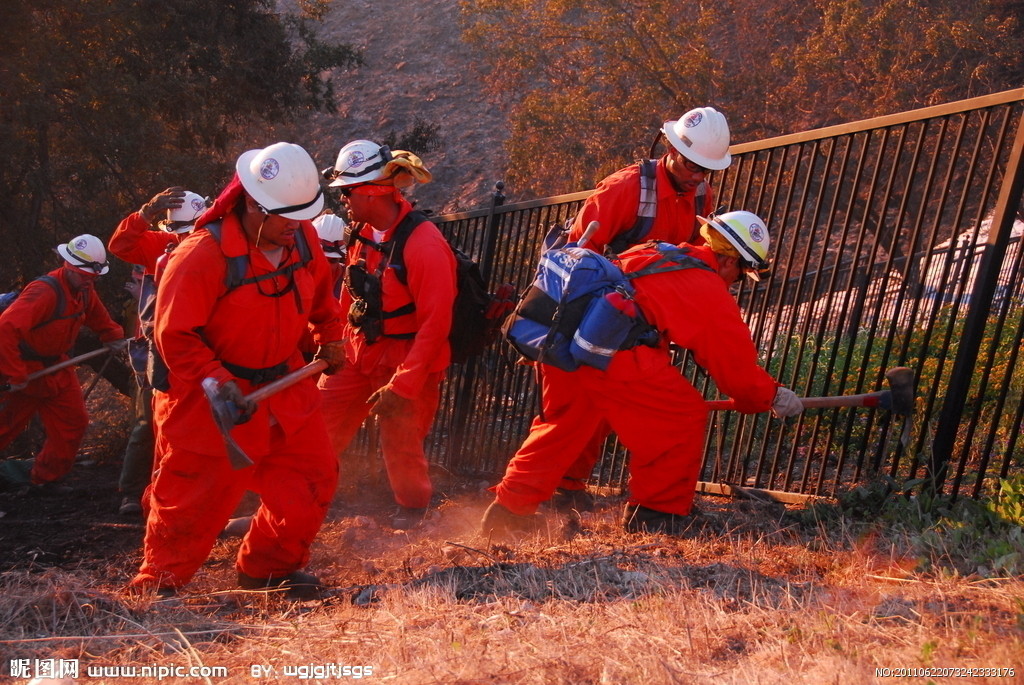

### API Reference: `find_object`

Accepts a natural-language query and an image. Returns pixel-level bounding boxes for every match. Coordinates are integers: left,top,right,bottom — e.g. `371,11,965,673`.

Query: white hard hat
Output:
161,191,207,233
236,142,325,220
328,140,393,187
313,213,347,258
662,107,732,170
700,210,770,278
57,234,109,275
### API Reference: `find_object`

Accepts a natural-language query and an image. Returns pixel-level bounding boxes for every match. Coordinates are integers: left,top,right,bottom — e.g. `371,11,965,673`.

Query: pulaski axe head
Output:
876,366,916,415
201,377,255,470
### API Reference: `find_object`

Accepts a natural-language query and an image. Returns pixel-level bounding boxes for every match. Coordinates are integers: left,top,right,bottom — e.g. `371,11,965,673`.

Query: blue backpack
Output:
504,239,713,371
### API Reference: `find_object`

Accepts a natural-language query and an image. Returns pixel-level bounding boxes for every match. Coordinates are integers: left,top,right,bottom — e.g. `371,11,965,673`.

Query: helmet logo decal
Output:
73,238,88,251
189,197,205,212
683,111,703,128
347,151,366,169
259,158,280,180
749,223,765,243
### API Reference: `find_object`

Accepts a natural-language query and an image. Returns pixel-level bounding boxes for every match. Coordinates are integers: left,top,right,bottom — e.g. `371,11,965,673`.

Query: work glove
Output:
104,339,129,353
139,186,187,224
563,247,591,260
219,379,257,424
313,340,347,375
771,387,804,418
368,386,412,419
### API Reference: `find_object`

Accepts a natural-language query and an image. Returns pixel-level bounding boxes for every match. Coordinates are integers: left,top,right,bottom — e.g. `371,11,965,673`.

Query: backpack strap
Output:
19,275,85,362
607,159,658,255
29,275,75,328
384,210,429,286
623,243,716,281
207,221,314,294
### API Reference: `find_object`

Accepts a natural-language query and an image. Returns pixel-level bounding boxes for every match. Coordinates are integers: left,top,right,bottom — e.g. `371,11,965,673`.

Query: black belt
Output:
19,341,61,365
222,359,290,385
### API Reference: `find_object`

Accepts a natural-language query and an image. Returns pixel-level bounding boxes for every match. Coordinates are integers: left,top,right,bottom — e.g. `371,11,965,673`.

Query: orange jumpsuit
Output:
131,178,345,590
0,267,124,484
318,202,456,509
555,157,716,492
493,244,778,516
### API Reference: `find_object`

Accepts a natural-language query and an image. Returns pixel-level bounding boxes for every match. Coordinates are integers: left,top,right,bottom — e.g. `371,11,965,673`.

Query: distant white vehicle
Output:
920,216,1024,307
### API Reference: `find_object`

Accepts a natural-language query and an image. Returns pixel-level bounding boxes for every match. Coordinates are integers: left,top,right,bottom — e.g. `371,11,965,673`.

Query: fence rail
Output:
354,89,1024,501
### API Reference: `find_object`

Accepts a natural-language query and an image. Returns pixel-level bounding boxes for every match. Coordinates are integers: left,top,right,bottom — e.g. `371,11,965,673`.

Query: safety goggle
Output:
64,251,107,275
158,220,196,234
323,145,393,183
321,240,346,258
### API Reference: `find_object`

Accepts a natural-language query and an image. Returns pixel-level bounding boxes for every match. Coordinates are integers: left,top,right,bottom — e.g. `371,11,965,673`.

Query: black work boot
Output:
237,570,324,600
550,487,597,513
391,506,427,530
622,503,720,538
480,500,541,538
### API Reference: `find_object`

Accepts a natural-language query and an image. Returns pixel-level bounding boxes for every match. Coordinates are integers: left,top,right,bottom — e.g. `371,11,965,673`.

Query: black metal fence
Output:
357,89,1024,501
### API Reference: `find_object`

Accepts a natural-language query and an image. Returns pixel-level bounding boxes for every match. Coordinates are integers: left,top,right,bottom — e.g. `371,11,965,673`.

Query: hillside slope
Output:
275,0,510,215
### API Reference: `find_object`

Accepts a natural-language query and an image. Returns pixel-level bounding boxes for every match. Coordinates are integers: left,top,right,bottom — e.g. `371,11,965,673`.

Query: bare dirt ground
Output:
272,0,511,216
2,374,1023,683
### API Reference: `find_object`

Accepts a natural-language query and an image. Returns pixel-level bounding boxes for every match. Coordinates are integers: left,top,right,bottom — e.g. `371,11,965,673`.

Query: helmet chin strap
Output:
255,214,267,249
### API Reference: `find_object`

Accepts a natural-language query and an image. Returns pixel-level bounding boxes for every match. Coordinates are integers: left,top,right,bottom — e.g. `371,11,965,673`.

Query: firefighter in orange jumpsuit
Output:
319,140,456,530
129,143,346,598
108,187,206,515
482,212,805,536
552,106,729,509
0,235,125,490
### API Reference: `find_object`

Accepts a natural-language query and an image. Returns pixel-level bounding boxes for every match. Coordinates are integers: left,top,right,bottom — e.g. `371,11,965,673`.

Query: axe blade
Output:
201,377,254,470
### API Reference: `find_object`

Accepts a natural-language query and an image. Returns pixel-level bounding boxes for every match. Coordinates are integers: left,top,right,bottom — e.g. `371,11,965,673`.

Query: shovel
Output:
202,359,328,469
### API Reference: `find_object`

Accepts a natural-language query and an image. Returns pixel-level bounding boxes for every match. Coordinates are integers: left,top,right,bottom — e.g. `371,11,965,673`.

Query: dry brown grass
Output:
2,491,1021,684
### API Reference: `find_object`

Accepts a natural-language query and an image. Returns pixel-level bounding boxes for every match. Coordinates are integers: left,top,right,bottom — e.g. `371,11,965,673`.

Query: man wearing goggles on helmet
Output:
482,213,802,539
0,235,125,493
319,139,456,531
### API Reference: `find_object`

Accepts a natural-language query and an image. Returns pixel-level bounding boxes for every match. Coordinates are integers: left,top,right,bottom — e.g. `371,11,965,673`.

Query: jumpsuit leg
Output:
376,370,442,509
600,366,707,516
131,430,251,589
0,393,41,453
30,370,88,484
557,419,610,491
317,365,375,472
238,412,338,579
492,366,604,515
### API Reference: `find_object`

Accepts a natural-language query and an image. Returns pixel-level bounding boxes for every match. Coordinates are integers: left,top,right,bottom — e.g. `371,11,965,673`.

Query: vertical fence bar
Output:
928,108,1024,494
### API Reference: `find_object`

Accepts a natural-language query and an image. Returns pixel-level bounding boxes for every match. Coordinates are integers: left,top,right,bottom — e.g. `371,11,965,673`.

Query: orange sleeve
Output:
635,266,779,413
108,212,175,273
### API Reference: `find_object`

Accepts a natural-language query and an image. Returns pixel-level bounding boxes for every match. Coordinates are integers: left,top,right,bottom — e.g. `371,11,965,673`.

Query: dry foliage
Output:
2,485,1022,684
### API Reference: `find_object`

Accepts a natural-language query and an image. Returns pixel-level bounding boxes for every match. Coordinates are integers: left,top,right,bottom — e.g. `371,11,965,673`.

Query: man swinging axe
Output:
0,234,126,493
129,142,346,600
482,211,805,539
